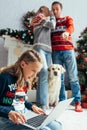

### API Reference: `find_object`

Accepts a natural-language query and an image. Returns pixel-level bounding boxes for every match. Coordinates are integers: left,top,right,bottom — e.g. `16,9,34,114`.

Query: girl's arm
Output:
25,101,45,114
25,100,33,110
0,105,14,118
0,75,14,118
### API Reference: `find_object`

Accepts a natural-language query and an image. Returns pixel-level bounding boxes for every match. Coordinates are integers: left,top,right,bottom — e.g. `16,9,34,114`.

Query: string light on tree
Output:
75,26,87,92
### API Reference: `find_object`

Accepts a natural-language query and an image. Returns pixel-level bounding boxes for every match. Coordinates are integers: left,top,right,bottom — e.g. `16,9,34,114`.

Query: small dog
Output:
47,64,65,108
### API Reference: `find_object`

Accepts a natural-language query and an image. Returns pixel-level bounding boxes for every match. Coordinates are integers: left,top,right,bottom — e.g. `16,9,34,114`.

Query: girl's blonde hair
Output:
0,49,43,89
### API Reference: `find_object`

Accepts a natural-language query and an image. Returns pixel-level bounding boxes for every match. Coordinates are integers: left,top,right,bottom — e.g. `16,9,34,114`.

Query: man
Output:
51,1,83,112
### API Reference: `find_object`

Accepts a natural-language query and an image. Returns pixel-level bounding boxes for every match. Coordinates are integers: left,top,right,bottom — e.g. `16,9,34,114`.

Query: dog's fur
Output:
47,64,65,108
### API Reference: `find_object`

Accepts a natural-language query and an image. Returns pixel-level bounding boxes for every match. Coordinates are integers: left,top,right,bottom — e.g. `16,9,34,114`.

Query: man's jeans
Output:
52,50,81,103
36,49,52,107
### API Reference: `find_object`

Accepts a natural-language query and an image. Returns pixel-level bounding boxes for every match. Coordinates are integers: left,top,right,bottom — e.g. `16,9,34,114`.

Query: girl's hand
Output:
32,105,46,114
8,110,27,124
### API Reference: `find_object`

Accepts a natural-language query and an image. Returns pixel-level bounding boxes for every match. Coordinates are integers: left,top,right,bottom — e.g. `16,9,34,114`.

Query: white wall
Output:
0,0,87,41
0,0,87,67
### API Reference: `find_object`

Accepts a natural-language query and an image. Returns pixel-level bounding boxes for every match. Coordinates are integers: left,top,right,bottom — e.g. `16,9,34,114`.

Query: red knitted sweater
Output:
51,16,74,50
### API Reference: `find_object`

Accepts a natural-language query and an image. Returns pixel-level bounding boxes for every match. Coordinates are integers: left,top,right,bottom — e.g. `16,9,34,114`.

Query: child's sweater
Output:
0,72,33,118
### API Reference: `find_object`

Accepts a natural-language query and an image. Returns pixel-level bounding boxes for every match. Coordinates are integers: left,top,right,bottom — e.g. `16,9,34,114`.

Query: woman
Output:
31,6,56,110
0,49,62,130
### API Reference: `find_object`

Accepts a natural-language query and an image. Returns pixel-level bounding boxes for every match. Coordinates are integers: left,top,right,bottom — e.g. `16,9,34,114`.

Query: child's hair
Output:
38,6,50,17
52,1,63,9
0,49,43,89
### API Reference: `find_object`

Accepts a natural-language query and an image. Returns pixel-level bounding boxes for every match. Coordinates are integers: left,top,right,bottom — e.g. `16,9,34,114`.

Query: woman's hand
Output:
32,105,46,114
8,110,27,124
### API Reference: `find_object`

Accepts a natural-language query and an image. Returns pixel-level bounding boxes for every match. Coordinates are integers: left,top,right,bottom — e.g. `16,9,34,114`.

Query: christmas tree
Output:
76,27,87,92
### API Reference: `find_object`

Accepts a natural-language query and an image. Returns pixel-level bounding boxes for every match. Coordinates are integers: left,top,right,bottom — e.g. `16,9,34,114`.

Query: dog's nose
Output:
54,71,58,76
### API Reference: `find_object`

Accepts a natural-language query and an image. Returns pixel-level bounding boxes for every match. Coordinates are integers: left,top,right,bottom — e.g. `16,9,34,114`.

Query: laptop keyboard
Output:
26,114,48,127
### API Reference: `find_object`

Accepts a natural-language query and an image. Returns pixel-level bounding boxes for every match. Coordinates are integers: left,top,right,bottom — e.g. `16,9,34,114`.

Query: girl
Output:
0,49,62,130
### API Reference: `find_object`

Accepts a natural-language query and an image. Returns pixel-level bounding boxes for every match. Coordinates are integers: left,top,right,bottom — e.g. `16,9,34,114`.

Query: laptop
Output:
22,98,74,130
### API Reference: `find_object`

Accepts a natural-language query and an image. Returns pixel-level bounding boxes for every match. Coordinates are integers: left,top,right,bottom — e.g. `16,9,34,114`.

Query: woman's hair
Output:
38,6,50,17
0,49,43,89
52,1,63,9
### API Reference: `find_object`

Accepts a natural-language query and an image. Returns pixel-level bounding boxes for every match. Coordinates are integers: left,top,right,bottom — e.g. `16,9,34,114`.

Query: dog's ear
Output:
61,66,66,73
48,67,50,71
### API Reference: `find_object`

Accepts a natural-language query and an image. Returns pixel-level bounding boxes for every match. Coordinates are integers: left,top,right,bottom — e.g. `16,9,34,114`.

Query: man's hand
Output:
62,32,69,39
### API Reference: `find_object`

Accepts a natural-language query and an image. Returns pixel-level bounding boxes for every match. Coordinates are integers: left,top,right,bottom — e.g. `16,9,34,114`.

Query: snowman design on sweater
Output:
12,90,26,113
12,83,28,113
